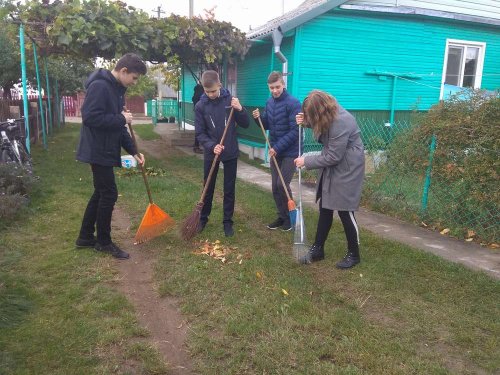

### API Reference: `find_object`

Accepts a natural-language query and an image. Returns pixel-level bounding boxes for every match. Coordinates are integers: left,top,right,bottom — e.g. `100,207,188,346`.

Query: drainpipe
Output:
272,27,288,88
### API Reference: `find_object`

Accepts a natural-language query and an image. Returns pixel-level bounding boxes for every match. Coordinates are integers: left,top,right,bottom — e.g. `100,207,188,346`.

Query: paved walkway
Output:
65,118,500,279
150,123,500,280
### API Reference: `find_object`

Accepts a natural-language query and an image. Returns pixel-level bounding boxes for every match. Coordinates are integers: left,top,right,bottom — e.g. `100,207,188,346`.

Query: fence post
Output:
33,43,47,149
19,24,30,153
151,99,157,126
421,134,437,215
44,57,53,134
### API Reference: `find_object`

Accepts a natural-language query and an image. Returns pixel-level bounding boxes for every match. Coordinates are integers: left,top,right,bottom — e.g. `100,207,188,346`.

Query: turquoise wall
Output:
182,66,199,103
295,9,500,110
237,35,296,107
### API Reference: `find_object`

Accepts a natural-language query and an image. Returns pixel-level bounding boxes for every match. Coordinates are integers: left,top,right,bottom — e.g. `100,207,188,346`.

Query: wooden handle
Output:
256,117,292,202
199,108,235,203
128,121,154,204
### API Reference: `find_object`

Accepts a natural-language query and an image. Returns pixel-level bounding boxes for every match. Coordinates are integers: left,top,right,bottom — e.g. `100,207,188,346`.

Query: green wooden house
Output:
181,0,500,158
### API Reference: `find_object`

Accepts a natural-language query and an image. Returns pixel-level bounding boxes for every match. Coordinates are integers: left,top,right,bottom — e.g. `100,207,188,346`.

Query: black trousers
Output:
314,201,360,256
270,156,295,224
79,164,118,245
200,157,237,225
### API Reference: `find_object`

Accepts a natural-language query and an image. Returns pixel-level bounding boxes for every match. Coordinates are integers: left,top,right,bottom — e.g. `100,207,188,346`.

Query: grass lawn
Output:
0,124,498,374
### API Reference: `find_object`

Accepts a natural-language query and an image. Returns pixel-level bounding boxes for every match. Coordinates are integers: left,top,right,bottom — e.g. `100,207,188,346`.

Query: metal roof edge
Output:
248,0,349,40
341,4,500,27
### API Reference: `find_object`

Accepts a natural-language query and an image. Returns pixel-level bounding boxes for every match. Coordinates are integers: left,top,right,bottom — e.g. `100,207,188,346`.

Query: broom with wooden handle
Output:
126,112,175,244
181,108,235,241
256,116,297,225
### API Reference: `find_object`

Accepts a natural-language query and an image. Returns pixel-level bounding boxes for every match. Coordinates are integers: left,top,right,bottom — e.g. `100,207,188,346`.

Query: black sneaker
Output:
281,222,292,231
94,242,130,259
198,221,207,233
335,252,360,269
224,223,234,237
193,147,204,154
267,218,284,230
75,237,97,248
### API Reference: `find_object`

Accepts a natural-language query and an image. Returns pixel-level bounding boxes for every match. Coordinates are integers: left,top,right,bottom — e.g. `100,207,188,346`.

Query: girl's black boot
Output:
335,250,360,269
299,244,325,264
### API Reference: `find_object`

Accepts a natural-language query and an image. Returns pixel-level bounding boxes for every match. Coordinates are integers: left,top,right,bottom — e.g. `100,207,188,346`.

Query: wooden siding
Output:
295,9,500,110
345,0,500,21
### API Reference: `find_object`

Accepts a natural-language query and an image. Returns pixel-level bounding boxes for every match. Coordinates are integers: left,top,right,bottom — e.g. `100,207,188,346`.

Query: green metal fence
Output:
361,115,499,244
146,99,179,124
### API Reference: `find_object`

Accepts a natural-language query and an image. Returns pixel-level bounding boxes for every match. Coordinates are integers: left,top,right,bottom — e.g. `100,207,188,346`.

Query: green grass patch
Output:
1,124,499,374
0,124,166,374
131,123,161,141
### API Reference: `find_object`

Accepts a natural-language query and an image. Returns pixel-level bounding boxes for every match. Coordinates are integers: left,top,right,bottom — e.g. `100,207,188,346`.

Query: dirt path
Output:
110,135,193,374
111,206,192,374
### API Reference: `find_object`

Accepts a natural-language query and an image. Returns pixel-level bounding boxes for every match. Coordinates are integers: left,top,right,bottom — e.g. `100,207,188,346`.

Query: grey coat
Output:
304,106,365,211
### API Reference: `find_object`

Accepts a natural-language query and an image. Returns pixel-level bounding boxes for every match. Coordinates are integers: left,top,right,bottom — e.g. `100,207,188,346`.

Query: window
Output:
226,62,237,96
441,39,486,98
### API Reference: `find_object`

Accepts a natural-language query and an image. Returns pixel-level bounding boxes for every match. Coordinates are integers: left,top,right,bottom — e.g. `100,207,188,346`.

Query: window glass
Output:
463,47,479,88
445,46,463,86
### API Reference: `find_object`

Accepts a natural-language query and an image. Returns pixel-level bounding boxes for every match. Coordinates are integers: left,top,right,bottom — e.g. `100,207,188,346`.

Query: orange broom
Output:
256,116,297,225
181,108,235,241
127,118,175,244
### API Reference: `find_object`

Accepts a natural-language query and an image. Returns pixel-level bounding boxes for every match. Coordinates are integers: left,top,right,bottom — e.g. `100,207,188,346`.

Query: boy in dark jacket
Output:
75,53,147,259
252,71,301,231
194,70,249,237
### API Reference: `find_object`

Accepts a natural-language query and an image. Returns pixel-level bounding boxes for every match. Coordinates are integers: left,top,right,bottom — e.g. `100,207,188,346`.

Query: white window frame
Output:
226,61,238,97
440,39,486,99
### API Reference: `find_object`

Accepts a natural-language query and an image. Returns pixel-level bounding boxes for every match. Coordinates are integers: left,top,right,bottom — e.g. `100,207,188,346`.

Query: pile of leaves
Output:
115,166,167,178
193,240,243,264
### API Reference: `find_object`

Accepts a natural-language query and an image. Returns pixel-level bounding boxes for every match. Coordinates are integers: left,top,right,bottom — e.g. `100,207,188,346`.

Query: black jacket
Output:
76,69,136,167
194,88,249,161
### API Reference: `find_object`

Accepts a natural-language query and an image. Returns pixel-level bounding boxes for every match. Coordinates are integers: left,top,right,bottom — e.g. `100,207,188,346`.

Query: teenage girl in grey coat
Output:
294,90,365,268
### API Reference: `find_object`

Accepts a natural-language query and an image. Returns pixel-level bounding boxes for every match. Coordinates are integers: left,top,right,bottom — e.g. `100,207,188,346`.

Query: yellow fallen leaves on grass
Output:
193,240,240,263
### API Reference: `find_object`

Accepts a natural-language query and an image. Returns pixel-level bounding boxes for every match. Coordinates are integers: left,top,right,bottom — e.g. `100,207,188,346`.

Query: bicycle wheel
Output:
0,149,14,163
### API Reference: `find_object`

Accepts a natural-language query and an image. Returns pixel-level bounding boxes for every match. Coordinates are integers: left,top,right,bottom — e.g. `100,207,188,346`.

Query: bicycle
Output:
0,118,32,172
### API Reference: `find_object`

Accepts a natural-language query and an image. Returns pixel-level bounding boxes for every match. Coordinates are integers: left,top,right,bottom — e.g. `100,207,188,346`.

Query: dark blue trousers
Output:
200,157,237,226
79,164,118,245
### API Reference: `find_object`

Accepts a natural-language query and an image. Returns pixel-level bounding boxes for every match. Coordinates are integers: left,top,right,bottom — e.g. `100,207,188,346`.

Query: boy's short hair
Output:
201,70,221,88
114,53,147,75
267,71,284,84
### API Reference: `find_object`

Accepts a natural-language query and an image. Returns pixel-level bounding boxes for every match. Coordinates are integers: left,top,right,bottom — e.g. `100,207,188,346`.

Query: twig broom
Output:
181,108,235,241
127,120,175,244
256,117,297,225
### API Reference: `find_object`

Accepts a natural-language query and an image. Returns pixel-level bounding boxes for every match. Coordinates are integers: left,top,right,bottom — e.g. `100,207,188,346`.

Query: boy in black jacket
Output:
75,53,147,259
194,70,249,237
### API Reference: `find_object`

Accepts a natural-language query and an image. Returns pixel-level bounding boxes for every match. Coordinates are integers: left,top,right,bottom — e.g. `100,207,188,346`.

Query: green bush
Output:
364,90,499,243
0,164,35,222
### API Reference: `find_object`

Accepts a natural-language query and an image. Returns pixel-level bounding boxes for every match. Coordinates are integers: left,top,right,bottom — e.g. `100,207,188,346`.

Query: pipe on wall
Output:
272,27,288,87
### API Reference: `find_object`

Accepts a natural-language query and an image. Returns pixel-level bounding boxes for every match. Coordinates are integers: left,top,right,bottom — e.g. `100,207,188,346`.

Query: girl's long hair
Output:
302,90,338,137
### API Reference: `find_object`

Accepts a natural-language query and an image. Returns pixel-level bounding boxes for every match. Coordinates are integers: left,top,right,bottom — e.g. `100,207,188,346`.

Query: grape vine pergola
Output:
5,0,249,152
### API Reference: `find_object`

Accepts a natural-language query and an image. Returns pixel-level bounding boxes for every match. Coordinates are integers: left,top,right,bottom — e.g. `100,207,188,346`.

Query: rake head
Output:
180,202,204,241
134,203,175,244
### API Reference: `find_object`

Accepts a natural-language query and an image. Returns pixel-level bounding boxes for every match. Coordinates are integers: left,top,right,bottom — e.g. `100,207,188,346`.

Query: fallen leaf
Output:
465,238,473,242
256,271,262,279
281,289,289,296
466,229,476,238
488,243,499,249
421,222,428,227
440,228,450,235
238,259,243,265
360,274,363,277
